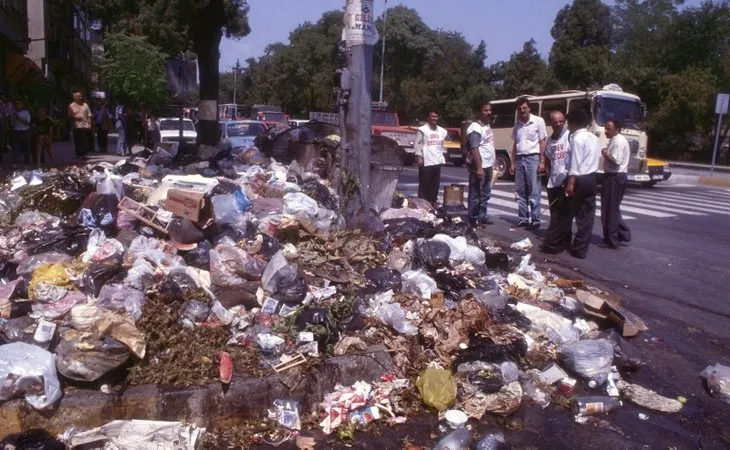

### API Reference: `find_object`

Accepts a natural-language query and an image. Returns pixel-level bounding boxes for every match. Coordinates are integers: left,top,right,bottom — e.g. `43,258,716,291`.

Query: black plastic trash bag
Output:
0,429,65,450
433,271,467,301
168,217,205,244
55,333,130,382
25,224,90,257
183,240,213,269
300,180,338,211
77,255,124,297
77,192,118,231
364,267,402,294
453,334,528,368
157,271,208,305
415,240,451,270
261,252,308,306
491,306,531,331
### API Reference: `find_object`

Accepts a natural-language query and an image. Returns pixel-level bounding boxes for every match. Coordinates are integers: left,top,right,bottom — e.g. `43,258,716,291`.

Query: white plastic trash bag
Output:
701,363,730,404
401,269,439,299
0,342,61,409
364,290,418,336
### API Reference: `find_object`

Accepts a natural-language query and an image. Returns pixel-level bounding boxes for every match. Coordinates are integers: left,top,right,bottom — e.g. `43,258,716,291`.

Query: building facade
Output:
2,1,96,138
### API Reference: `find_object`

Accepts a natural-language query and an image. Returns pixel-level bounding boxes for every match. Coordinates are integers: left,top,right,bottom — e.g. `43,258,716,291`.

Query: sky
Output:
219,0,704,72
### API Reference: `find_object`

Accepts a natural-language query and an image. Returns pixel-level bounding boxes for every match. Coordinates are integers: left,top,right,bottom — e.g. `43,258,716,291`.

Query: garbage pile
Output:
0,141,711,448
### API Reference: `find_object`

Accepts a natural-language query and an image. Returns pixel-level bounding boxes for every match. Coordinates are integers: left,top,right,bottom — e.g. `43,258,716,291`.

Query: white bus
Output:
488,86,650,183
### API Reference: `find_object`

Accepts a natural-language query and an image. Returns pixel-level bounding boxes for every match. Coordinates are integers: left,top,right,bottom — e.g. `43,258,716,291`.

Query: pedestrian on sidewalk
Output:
145,112,161,149
600,120,632,248
68,90,93,159
510,96,547,230
415,111,447,205
10,99,32,167
115,103,128,155
563,109,600,259
465,102,496,226
34,108,55,168
94,101,112,153
540,111,572,254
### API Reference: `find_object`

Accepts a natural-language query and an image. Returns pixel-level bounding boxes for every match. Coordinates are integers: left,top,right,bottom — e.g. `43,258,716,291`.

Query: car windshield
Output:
262,112,286,123
372,110,398,126
227,122,265,137
594,96,643,130
160,119,195,131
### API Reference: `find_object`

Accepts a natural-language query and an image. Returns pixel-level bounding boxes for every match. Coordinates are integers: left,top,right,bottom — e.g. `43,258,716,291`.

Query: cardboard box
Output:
164,189,212,224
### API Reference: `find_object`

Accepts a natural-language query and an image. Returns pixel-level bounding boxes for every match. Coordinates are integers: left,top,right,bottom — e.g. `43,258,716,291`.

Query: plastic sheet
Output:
364,290,418,335
401,269,439,299
434,428,472,450
0,341,61,409
211,189,251,225
416,368,457,412
16,252,73,277
94,169,125,200
55,332,130,382
701,363,730,404
561,339,615,384
97,284,146,321
261,251,307,305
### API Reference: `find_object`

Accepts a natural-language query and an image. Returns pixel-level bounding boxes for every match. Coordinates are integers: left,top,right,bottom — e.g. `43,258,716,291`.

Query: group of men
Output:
0,94,54,168
414,96,631,259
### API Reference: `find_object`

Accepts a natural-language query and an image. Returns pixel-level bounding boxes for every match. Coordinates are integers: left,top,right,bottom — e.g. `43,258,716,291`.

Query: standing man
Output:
10,99,32,166
564,109,600,259
465,102,496,226
68,90,92,159
600,120,631,248
115,103,128,155
94,101,111,153
0,94,13,158
415,111,447,205
540,111,572,254
510,96,547,230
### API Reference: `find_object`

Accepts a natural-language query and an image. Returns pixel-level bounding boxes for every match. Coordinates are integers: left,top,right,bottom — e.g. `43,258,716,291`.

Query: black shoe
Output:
569,250,587,259
527,222,541,230
516,220,530,228
478,217,494,225
540,246,564,255
598,242,619,249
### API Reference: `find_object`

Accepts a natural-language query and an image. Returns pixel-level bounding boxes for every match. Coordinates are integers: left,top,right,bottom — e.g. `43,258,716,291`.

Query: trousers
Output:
542,185,573,252
566,173,597,258
601,172,631,247
468,168,493,223
515,154,541,224
418,164,441,204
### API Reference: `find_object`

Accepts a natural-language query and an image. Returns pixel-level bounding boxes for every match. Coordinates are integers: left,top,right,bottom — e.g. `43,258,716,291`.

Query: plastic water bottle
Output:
433,427,472,450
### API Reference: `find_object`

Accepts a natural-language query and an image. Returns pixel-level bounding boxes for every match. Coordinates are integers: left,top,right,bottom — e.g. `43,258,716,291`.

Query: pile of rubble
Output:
0,139,728,449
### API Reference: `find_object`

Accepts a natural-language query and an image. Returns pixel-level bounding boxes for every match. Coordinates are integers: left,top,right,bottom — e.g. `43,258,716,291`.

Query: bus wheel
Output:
495,153,510,180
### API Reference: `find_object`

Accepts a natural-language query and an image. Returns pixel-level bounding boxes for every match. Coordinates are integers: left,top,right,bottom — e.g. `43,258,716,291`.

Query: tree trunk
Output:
194,29,223,146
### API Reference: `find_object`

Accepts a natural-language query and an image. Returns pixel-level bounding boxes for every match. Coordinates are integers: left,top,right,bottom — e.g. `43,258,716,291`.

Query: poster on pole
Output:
343,0,379,46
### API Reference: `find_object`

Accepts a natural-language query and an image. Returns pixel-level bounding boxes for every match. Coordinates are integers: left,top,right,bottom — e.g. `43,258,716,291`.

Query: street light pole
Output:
232,58,241,110
378,0,388,103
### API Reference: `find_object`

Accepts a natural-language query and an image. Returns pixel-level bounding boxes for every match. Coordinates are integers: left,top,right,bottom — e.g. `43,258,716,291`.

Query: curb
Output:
0,346,394,435
698,176,730,188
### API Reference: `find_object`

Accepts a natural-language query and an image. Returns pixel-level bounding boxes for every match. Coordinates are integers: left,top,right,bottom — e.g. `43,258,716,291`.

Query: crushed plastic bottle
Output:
433,427,472,450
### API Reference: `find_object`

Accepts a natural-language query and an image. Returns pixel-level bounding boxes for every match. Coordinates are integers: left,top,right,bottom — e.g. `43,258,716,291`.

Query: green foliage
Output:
549,0,612,89
500,39,557,98
101,32,169,105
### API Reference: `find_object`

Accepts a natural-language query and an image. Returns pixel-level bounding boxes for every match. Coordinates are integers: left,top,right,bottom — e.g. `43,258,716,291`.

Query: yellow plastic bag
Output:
29,263,72,301
416,368,457,411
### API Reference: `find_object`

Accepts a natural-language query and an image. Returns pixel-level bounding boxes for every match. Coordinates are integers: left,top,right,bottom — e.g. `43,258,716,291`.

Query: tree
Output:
500,39,555,97
549,0,612,89
101,33,169,106
76,0,251,144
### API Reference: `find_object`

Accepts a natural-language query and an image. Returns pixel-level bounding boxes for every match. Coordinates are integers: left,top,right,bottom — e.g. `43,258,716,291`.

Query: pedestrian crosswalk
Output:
395,181,730,223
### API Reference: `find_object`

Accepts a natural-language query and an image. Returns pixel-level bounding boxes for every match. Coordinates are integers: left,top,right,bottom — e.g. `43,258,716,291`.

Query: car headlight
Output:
409,140,414,146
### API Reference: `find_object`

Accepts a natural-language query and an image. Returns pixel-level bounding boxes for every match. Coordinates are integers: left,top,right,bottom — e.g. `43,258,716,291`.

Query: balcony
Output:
0,0,29,53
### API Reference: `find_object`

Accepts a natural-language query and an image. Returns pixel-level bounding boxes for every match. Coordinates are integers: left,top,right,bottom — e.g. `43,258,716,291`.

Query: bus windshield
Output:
594,96,643,130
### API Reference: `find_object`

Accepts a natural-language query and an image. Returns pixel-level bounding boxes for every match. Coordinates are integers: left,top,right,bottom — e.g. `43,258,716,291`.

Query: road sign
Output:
716,93,729,115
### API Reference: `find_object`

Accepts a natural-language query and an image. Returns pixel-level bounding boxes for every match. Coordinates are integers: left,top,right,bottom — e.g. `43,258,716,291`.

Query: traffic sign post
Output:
711,93,729,176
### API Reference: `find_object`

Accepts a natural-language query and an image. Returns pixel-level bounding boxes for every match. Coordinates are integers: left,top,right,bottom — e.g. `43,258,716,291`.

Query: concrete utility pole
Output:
378,0,388,104
341,0,377,219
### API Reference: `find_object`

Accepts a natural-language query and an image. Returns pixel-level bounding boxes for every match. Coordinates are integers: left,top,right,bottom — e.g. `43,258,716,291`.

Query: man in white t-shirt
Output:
541,111,572,254
465,102,496,226
10,99,31,166
600,120,631,248
510,96,547,230
415,111,447,204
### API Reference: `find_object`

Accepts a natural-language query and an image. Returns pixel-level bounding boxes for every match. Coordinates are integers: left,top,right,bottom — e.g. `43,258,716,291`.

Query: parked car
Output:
288,119,310,128
159,118,197,144
218,120,268,151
